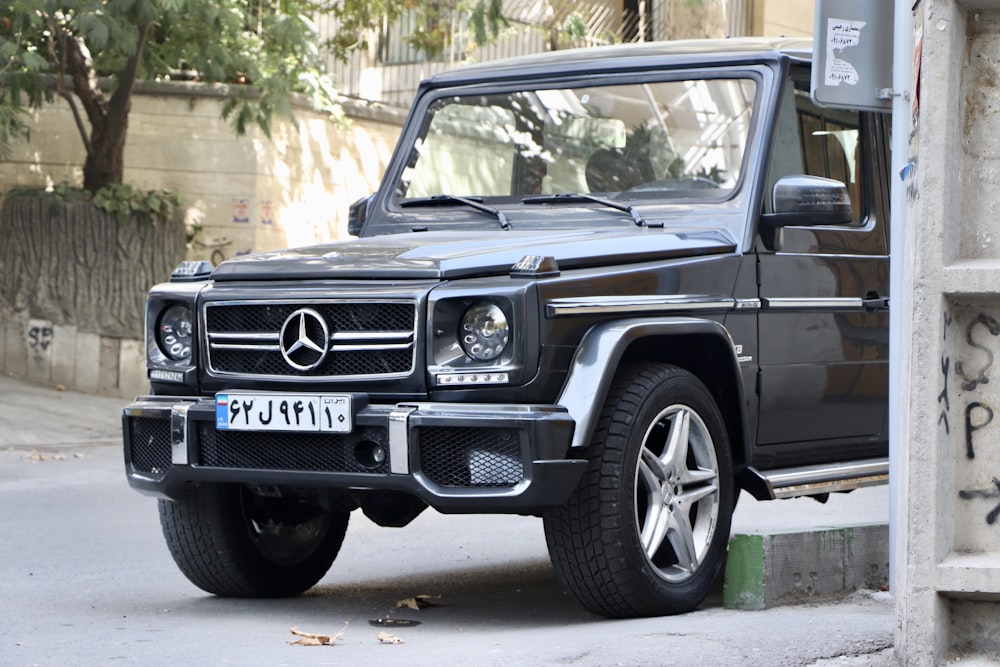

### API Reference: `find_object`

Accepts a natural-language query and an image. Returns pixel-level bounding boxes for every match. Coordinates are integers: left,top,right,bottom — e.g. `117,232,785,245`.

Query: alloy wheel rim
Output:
633,403,720,583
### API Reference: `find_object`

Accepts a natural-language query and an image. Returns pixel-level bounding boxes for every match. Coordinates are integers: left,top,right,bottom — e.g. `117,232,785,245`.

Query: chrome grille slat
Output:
331,331,412,341
204,300,417,380
330,342,413,352
208,332,280,341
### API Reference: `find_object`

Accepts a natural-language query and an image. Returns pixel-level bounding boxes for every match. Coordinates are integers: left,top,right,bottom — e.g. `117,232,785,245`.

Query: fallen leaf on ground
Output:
288,622,348,646
369,618,421,627
377,631,404,644
395,594,441,611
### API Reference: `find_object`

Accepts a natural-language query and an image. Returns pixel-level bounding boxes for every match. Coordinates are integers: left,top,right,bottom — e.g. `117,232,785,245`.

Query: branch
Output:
60,25,109,142
57,89,93,155
33,16,91,156
106,21,151,141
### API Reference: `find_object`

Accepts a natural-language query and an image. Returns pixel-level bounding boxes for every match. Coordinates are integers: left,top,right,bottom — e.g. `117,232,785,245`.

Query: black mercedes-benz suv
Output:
123,37,890,617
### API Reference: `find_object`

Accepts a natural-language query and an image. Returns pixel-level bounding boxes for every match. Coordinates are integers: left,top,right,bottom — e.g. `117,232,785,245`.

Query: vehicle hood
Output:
210,228,736,281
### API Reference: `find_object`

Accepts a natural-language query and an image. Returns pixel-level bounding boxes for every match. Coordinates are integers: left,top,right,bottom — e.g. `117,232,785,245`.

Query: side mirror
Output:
760,175,853,250
347,194,375,237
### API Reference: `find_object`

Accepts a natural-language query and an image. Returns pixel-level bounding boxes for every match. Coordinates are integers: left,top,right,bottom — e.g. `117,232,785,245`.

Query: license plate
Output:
215,393,352,433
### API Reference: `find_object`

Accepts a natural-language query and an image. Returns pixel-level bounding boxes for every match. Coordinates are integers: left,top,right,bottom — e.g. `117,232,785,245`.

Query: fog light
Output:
355,440,387,469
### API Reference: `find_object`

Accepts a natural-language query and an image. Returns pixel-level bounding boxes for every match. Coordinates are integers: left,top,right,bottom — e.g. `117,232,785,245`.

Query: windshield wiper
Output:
399,194,511,230
522,193,648,227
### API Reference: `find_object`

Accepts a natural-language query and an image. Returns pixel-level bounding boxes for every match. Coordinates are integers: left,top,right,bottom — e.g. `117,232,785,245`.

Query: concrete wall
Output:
748,0,814,37
897,0,1000,663
0,82,405,397
0,82,405,262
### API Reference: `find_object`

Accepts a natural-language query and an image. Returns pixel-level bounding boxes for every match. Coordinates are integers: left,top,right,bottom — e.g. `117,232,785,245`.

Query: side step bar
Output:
741,457,889,500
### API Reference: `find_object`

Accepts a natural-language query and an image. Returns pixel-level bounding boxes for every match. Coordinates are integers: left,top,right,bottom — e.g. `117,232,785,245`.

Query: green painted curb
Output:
724,533,766,610
722,524,888,610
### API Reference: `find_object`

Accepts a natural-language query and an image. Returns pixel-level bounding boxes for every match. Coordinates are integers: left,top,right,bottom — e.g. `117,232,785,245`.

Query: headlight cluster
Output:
459,303,509,361
156,304,193,363
430,295,522,385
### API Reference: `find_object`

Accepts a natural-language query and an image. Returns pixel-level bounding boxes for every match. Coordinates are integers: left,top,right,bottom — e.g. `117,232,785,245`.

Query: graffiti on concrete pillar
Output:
938,356,951,434
955,313,1000,391
965,402,995,460
959,478,1000,525
953,309,1000,526
939,312,953,434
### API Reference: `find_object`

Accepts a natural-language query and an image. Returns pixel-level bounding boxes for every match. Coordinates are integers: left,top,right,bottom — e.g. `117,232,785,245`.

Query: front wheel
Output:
158,484,350,597
544,363,734,617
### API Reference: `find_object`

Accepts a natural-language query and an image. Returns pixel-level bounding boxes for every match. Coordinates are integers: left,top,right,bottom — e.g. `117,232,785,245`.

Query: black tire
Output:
158,484,350,597
543,363,734,617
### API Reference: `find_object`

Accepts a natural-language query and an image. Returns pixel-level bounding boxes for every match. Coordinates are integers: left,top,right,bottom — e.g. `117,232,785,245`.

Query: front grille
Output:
196,424,391,474
418,427,524,488
204,301,416,379
127,416,172,475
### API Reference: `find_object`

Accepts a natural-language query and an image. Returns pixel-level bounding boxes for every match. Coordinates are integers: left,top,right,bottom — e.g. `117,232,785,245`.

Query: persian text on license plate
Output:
215,393,352,433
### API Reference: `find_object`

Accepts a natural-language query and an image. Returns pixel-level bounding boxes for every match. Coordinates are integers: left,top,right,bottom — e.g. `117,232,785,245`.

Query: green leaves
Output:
0,0,510,190
470,0,508,46
89,183,180,226
7,182,179,225
20,50,47,72
78,12,111,50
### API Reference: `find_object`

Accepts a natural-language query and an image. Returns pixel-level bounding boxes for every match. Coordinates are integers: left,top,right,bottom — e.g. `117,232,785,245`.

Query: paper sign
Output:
825,18,866,87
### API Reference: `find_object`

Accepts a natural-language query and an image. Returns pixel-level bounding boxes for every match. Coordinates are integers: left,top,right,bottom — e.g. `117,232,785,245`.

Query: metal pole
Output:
889,0,915,621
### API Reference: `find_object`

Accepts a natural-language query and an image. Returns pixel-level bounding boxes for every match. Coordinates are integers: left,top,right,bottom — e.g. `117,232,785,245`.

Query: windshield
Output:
394,76,758,205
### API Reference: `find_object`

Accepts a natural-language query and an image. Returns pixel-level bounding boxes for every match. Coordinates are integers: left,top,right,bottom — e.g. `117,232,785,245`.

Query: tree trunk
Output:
58,21,149,191
83,118,126,190
0,195,186,338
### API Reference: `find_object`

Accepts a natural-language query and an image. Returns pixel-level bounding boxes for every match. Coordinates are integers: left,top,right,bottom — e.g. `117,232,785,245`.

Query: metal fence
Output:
319,0,742,107
320,0,667,107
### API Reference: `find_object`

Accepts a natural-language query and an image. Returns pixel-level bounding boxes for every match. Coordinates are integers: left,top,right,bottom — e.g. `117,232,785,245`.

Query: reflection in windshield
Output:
396,77,757,204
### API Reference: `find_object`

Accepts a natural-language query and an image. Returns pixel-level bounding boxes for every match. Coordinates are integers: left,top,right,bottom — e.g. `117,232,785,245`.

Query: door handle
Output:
862,295,889,312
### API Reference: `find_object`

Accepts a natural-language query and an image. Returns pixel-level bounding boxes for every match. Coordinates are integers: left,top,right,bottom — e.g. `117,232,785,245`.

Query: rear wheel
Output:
159,484,349,597
544,363,734,617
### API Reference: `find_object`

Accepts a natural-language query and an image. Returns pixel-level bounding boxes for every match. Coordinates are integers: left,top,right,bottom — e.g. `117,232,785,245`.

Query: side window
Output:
767,78,865,225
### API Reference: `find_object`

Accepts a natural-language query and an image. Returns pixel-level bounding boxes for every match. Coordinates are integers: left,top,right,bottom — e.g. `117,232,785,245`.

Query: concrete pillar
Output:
897,0,1000,662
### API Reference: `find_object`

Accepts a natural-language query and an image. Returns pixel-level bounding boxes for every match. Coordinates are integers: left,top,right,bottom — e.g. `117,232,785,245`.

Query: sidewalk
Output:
0,373,125,449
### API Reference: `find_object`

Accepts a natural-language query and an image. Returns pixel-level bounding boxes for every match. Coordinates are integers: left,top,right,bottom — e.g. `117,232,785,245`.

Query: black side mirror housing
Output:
760,175,853,250
347,194,375,237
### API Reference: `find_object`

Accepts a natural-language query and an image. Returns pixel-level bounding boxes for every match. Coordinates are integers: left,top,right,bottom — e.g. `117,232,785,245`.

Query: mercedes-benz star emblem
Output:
279,308,330,371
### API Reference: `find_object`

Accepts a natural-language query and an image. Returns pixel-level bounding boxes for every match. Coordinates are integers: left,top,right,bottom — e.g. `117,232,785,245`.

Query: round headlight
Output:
459,303,509,361
157,304,193,362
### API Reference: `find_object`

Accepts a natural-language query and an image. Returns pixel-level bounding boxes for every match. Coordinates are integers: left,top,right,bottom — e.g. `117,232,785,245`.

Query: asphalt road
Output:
0,377,896,666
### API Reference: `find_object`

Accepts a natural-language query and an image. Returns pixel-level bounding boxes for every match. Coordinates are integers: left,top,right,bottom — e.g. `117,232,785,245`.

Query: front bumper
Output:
122,395,584,513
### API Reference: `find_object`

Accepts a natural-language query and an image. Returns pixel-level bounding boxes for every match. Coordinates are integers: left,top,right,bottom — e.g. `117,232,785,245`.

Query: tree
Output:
0,0,342,191
0,0,512,192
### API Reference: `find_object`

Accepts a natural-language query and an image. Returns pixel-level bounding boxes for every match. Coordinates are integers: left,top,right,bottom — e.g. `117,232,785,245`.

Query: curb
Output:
723,523,889,610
